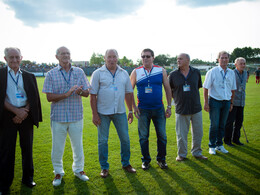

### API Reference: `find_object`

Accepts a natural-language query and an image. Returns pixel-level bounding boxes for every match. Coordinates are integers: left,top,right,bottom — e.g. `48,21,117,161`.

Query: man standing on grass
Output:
203,51,236,155
130,48,172,170
42,46,90,186
0,47,42,194
169,53,207,161
90,49,136,178
255,67,260,84
224,57,247,146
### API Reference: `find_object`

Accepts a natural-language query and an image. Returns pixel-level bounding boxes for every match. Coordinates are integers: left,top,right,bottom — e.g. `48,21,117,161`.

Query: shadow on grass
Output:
73,177,90,194
200,158,259,194
124,171,149,194
164,167,200,194
185,160,239,194
218,153,260,178
231,145,260,159
19,184,32,195
149,167,179,194
53,179,64,195
103,174,120,194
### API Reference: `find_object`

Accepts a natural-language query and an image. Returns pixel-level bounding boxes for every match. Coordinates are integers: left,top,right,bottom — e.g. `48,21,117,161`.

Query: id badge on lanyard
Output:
183,84,190,92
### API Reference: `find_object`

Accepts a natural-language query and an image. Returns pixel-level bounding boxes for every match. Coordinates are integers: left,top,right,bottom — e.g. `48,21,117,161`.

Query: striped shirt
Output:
42,65,90,122
135,65,163,109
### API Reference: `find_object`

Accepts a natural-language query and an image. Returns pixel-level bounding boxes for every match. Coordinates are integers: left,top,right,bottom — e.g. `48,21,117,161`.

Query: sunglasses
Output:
141,55,151,59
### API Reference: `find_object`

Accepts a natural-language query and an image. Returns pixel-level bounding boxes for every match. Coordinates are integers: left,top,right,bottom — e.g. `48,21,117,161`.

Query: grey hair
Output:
56,46,70,55
235,57,246,64
179,53,190,61
218,51,230,59
105,49,119,58
4,47,21,57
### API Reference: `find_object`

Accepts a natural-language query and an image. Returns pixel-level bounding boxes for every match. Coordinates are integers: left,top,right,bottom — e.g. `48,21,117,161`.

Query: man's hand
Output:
16,107,29,120
165,108,171,118
128,113,133,124
204,103,210,112
133,107,140,119
66,85,78,97
12,116,23,124
229,104,233,112
92,113,101,127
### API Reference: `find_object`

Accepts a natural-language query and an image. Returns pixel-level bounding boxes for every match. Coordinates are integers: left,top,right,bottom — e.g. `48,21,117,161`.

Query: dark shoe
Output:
194,155,208,160
233,141,244,145
157,160,168,169
225,142,235,147
176,156,185,161
22,180,36,188
100,169,109,178
122,165,136,173
142,162,150,170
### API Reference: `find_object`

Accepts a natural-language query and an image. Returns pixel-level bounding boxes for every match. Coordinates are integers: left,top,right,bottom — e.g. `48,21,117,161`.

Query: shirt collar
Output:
7,65,22,74
101,64,122,71
218,65,228,72
58,64,73,72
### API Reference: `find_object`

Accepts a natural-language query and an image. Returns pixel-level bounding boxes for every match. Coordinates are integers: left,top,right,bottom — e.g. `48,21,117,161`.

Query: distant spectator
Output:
255,67,260,84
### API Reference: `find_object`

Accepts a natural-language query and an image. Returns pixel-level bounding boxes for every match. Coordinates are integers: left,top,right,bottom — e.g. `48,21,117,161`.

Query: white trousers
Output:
175,111,203,158
51,119,84,175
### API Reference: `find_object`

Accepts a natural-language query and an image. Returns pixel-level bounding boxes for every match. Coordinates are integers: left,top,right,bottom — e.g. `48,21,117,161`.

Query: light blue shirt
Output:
6,66,28,107
203,66,236,101
90,65,133,115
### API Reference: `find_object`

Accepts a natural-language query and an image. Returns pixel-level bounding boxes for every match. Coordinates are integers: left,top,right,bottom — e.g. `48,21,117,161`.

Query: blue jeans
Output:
138,106,167,163
209,97,231,148
98,113,130,170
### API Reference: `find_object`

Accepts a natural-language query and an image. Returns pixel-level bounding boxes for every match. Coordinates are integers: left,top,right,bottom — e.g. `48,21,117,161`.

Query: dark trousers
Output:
0,110,34,192
224,106,244,143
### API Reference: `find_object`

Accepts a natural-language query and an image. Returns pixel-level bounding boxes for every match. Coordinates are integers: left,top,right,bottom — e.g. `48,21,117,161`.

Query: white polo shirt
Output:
90,65,133,115
203,66,236,101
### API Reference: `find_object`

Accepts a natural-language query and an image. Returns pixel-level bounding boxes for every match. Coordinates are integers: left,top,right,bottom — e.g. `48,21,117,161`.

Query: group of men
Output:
0,47,248,194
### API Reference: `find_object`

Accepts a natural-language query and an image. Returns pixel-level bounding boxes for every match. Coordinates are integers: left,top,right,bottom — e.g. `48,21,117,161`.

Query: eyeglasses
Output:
141,55,151,59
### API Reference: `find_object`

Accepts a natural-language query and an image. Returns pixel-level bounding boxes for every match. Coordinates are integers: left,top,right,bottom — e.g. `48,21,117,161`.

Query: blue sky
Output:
0,0,259,63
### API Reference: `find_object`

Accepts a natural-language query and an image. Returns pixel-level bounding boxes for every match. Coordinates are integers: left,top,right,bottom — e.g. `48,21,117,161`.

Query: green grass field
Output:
9,76,260,194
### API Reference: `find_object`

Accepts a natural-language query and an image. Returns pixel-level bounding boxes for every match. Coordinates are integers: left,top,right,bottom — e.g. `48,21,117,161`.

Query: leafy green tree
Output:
154,54,171,66
230,47,260,63
119,56,133,67
89,53,104,66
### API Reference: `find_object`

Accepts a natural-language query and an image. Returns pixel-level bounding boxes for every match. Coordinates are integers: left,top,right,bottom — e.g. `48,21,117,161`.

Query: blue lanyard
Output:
9,71,20,89
235,69,243,84
183,68,190,84
106,67,117,84
144,66,154,86
60,69,72,87
221,69,228,82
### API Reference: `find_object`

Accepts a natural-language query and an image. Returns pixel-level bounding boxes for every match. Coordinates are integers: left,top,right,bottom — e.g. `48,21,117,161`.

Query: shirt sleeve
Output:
79,70,91,90
231,71,237,90
42,71,53,93
89,70,100,95
203,69,212,89
125,71,133,93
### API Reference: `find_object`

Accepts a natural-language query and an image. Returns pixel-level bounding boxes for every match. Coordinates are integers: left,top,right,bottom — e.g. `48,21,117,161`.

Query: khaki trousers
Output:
175,111,203,157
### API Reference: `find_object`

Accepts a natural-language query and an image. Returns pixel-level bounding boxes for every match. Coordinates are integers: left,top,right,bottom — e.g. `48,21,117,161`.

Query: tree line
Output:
0,47,259,67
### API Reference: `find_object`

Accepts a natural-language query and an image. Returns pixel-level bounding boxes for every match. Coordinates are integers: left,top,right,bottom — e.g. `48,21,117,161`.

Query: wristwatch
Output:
167,105,171,109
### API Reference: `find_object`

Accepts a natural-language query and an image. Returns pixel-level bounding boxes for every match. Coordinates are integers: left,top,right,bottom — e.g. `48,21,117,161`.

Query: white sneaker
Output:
209,148,216,155
216,145,229,154
74,171,89,181
53,174,62,186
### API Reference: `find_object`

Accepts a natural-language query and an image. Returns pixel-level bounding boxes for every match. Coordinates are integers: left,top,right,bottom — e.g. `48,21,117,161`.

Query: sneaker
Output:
157,160,168,169
209,148,216,155
74,171,89,181
216,145,229,153
53,174,62,186
142,162,150,170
